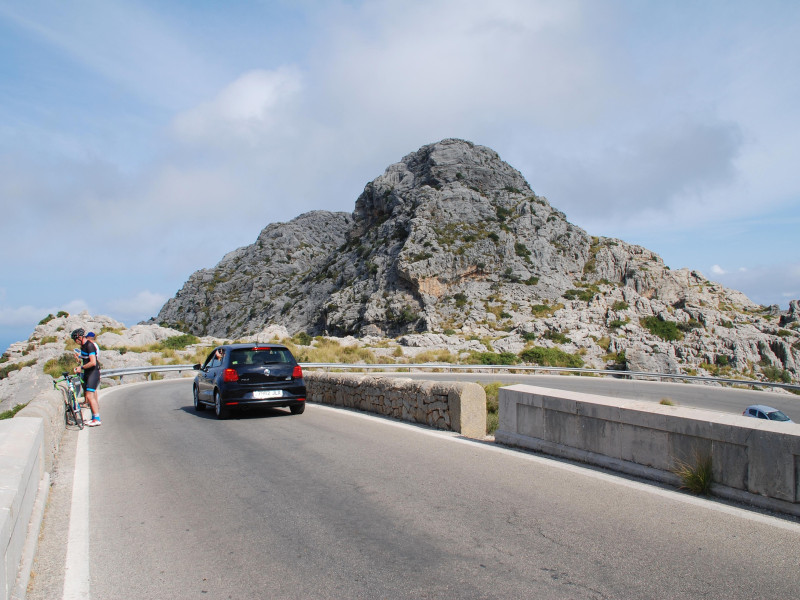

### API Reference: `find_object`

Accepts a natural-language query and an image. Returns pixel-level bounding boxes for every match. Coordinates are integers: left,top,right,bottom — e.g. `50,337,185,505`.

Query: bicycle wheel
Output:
73,400,85,429
66,391,84,429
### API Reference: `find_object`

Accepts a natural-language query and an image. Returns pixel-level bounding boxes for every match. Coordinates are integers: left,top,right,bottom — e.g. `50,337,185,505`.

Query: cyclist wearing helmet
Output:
71,328,102,426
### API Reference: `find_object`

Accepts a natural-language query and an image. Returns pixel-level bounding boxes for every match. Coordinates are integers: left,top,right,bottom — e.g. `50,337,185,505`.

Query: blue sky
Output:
2,0,799,352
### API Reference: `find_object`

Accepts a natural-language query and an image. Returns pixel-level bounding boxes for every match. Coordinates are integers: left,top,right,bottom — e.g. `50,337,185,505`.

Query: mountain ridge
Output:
155,138,800,381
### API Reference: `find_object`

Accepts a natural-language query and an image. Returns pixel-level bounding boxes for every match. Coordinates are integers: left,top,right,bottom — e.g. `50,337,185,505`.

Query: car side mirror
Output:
193,363,201,370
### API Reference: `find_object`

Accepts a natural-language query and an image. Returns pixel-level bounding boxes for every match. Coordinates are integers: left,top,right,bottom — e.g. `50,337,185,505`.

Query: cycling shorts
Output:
83,368,100,393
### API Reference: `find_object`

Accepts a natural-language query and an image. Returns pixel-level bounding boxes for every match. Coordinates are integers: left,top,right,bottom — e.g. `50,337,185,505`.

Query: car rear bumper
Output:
220,387,307,408
224,396,306,408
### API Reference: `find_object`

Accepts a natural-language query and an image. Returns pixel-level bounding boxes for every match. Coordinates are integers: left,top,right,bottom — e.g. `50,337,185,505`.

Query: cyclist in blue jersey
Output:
71,328,102,426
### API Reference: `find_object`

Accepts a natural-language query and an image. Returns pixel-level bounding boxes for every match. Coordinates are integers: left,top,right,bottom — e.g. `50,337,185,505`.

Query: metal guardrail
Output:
99,363,800,392
100,364,199,379
301,363,800,391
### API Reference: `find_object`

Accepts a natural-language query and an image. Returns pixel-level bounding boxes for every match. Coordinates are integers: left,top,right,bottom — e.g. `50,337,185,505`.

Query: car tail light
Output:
223,368,239,382
293,365,303,379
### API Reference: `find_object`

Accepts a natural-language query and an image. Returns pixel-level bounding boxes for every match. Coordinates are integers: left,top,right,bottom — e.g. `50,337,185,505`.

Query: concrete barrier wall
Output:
305,372,487,438
0,419,44,600
496,384,800,516
1,385,64,600
15,388,64,475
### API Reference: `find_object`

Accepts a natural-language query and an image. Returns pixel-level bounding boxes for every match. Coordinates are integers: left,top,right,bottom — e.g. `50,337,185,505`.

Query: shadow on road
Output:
178,405,296,420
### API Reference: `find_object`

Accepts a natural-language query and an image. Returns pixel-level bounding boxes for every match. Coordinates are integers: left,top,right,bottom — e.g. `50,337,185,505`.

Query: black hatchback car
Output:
193,343,306,419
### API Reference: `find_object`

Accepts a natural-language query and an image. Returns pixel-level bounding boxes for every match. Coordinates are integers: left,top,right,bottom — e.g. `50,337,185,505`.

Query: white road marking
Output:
63,426,90,600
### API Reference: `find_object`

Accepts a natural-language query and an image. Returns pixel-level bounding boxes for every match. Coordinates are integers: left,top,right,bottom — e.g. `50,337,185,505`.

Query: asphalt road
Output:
29,378,800,600
378,371,800,421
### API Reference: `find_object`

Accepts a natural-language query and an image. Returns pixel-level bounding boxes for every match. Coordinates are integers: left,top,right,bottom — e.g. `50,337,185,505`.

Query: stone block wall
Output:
304,372,487,438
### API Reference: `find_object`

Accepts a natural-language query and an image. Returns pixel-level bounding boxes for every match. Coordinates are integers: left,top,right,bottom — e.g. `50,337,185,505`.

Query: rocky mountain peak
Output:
353,139,532,233
155,139,800,383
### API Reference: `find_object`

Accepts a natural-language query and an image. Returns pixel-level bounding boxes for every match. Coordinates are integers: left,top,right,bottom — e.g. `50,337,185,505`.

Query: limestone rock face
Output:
97,324,187,348
156,210,354,337
152,138,800,383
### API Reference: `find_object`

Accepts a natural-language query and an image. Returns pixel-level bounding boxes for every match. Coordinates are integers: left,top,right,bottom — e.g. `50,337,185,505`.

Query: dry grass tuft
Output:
671,451,713,495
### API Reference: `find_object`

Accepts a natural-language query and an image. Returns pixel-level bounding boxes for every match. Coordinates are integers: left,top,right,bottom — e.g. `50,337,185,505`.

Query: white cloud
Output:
710,265,727,276
531,117,745,232
0,305,52,327
7,0,787,254
172,68,304,147
320,0,606,118
106,290,166,318
0,299,89,327
711,262,800,308
0,291,163,344
0,0,216,109
1,0,799,339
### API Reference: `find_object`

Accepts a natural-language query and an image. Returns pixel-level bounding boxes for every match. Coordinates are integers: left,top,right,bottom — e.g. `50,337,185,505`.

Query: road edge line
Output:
62,427,90,600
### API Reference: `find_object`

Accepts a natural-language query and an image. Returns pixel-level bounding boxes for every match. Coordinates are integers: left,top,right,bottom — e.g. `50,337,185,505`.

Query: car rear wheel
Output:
214,389,229,420
193,385,205,411
290,403,305,415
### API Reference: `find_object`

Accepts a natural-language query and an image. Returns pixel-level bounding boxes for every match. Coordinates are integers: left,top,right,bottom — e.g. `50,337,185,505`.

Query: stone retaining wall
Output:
305,372,486,438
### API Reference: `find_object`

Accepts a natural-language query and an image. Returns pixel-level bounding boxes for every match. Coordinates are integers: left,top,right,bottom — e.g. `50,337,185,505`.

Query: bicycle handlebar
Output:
52,372,82,387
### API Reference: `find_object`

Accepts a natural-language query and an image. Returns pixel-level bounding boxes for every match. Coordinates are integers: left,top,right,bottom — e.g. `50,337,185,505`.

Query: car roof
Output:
746,404,781,412
219,343,288,350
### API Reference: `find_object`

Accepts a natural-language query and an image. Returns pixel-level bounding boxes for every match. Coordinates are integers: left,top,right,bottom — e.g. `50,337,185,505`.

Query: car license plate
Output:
253,390,283,399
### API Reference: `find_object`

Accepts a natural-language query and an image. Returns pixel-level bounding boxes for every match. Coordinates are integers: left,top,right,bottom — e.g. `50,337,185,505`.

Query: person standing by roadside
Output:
85,331,100,365
71,328,102,426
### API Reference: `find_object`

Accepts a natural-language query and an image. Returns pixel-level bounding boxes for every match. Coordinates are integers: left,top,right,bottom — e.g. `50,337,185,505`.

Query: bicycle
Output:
53,372,85,430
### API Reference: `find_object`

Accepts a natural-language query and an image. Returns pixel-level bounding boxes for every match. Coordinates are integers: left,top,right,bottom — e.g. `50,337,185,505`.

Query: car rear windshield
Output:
230,348,294,366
